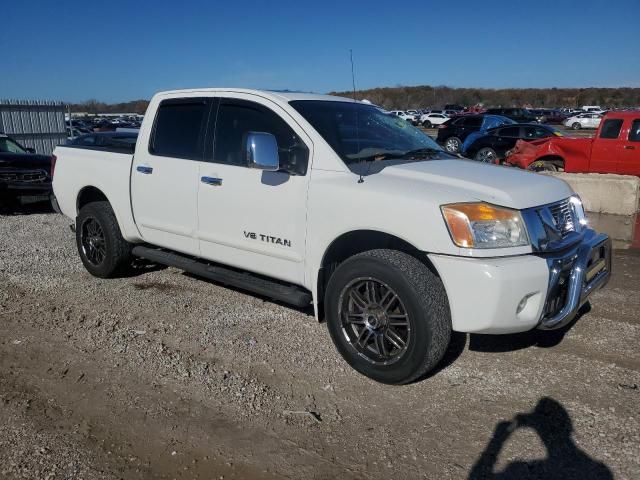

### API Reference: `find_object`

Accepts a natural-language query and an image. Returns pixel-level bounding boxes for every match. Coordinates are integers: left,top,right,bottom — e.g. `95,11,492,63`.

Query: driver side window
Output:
211,100,309,175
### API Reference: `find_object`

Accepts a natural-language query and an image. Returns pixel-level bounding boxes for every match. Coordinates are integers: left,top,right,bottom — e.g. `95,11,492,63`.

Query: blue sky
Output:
2,0,639,102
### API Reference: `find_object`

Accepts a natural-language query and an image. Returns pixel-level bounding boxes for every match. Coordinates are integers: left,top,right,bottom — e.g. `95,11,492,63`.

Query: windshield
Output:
290,100,444,164
0,137,27,154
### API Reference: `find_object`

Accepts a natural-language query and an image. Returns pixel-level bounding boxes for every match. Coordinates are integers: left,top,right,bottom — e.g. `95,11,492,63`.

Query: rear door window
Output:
150,99,208,159
599,119,623,139
629,119,640,142
463,117,483,127
523,126,550,138
498,126,520,137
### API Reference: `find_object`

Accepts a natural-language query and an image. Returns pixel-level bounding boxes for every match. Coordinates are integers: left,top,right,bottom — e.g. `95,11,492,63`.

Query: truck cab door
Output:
620,118,640,175
130,97,210,255
196,96,312,285
590,118,624,173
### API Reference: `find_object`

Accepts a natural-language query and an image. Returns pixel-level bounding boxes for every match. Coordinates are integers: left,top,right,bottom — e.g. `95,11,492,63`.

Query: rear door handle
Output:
624,145,636,150
201,176,222,186
136,165,153,174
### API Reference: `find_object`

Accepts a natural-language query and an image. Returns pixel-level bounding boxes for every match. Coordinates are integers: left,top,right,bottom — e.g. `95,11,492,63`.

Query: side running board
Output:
131,246,312,308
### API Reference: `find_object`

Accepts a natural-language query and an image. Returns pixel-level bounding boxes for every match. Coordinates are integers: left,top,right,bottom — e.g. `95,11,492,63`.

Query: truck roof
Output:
604,110,640,118
154,88,356,104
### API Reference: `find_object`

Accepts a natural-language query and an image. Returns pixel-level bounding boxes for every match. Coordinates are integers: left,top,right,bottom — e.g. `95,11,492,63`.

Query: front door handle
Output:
201,176,222,186
136,165,153,174
624,145,636,150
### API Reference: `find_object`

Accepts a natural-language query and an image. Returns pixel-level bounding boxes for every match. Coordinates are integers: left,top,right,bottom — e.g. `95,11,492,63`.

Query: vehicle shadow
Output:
0,198,54,216
468,303,591,353
468,396,613,479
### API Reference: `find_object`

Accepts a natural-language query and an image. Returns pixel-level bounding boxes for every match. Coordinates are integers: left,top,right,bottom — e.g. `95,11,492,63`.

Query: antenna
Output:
350,49,364,184
350,49,357,102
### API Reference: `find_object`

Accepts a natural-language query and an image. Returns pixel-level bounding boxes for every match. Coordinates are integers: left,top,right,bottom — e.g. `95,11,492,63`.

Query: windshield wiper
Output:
399,147,448,159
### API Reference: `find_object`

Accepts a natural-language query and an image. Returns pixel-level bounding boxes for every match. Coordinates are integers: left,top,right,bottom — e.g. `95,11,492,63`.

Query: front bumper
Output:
536,229,611,330
428,229,611,334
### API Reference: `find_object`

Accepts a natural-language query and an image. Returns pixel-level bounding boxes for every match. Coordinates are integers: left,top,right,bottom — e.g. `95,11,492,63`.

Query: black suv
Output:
0,134,53,208
484,108,537,123
436,115,485,153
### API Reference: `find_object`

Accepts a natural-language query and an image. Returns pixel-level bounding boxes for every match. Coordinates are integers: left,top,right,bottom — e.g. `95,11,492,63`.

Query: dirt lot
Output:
1,208,638,479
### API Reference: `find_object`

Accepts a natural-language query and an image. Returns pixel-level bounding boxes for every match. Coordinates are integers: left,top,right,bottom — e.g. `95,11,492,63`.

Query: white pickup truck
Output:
53,89,611,384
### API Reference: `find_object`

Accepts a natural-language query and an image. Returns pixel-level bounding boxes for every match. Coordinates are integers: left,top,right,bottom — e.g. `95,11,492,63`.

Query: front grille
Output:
0,169,48,183
548,199,576,238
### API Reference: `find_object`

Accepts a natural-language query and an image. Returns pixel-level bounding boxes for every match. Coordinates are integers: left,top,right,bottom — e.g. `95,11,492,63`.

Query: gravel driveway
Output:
1,207,638,479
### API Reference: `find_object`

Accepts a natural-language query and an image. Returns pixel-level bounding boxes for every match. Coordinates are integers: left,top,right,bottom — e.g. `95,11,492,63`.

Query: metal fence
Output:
0,100,67,155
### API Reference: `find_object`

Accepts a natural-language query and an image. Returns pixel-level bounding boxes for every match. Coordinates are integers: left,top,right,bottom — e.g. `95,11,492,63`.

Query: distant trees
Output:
69,99,150,114
331,86,640,109
68,86,640,114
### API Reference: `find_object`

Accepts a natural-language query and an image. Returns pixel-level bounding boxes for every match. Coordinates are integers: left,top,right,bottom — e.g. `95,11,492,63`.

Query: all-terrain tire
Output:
76,201,133,278
325,249,452,385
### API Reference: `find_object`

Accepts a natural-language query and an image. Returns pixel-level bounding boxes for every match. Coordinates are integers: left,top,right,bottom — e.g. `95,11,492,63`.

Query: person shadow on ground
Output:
468,397,613,480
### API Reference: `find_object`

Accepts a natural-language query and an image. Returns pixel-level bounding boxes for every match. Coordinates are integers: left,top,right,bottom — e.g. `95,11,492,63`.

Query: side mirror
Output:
245,132,279,171
26,147,36,154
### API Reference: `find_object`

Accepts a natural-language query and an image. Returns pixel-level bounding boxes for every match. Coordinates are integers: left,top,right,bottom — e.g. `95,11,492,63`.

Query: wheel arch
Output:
75,185,138,241
76,185,110,215
528,155,565,171
314,229,440,321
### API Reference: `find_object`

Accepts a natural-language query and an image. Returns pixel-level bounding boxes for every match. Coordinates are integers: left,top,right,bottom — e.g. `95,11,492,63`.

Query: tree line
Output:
69,99,150,114
330,86,640,110
68,86,640,114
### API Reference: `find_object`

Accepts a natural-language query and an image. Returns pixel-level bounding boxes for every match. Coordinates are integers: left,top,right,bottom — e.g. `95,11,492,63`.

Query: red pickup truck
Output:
506,111,640,175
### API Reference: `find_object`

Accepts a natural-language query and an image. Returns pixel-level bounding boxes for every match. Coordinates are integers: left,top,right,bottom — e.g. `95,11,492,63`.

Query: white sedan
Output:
563,113,602,130
419,112,450,128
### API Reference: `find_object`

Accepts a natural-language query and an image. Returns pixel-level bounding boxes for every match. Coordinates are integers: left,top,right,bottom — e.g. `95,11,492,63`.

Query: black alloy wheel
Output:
339,277,411,365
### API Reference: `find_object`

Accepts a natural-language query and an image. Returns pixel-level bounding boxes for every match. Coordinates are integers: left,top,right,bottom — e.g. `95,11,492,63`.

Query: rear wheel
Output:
475,147,498,163
572,122,582,130
76,201,133,278
528,160,561,172
444,136,462,153
325,249,451,384
422,120,433,128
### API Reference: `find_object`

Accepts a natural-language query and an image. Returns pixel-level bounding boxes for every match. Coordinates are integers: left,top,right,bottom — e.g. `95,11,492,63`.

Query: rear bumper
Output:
428,229,611,334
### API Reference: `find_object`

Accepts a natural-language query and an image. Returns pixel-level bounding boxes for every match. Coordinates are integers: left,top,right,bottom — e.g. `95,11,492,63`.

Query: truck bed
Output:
52,145,140,242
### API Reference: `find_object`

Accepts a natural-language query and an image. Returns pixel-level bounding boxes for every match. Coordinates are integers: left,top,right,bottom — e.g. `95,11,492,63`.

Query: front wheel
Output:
76,201,133,278
475,147,498,163
572,122,582,130
444,136,462,153
325,249,451,384
422,120,433,128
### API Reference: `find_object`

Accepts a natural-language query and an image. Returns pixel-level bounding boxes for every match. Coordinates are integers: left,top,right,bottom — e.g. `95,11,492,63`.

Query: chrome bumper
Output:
537,229,612,330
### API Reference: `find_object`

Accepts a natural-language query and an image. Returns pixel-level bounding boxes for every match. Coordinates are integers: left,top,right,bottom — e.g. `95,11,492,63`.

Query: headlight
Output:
441,203,529,249
570,195,588,229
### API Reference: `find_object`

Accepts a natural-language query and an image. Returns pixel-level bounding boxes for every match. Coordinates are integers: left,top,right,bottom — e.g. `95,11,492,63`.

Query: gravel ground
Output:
0,206,638,479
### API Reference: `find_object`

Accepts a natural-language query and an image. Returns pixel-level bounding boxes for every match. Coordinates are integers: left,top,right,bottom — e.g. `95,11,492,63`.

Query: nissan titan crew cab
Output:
52,89,612,384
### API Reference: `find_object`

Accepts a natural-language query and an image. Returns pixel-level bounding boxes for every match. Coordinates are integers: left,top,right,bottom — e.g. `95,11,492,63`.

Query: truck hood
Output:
380,159,574,210
0,153,53,171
